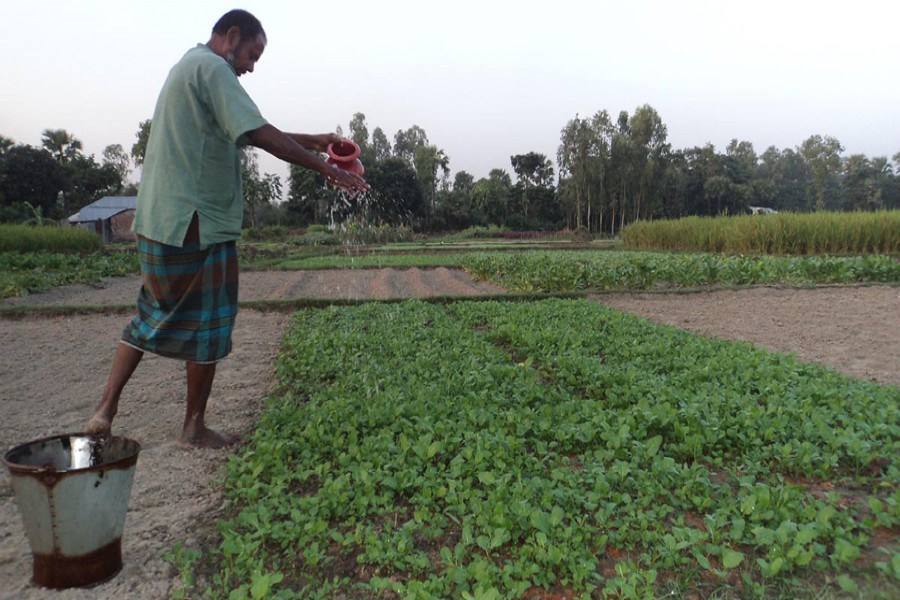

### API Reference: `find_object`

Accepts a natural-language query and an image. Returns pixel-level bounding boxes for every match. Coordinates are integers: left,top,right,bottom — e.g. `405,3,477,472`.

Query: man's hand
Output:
247,125,370,193
278,131,344,153
319,133,344,151
325,164,370,194
302,133,343,153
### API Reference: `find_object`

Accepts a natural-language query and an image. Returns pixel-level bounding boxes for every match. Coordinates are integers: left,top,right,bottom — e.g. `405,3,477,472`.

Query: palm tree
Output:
41,129,83,164
41,129,84,216
414,145,450,228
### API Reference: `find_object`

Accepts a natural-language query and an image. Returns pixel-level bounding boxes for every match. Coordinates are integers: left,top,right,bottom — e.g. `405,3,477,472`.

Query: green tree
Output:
41,129,87,216
628,104,669,222
800,134,843,211
659,150,690,218
704,175,749,215
0,135,14,159
510,152,554,220
841,154,884,211
557,112,609,231
41,129,83,164
607,111,637,231
869,156,896,209
471,169,511,226
884,153,900,209
241,148,282,228
286,165,328,225
363,157,425,227
758,146,808,212
682,144,726,215
0,145,65,221
748,179,778,211
102,144,131,192
437,171,476,230
348,112,372,164
371,127,392,162
453,171,475,194
393,125,429,165
63,154,121,215
725,139,758,184
131,119,152,166
414,144,450,228
0,135,13,208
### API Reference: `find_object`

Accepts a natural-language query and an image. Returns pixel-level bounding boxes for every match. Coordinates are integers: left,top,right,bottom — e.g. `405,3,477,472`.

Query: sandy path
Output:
1,310,289,600
0,268,505,309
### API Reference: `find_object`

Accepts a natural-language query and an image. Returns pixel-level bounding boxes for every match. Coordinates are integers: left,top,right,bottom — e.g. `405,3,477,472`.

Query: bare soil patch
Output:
0,270,896,599
597,285,900,386
0,310,290,600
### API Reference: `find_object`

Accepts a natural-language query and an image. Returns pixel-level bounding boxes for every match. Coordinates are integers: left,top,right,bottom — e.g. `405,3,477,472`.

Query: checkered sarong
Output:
121,216,238,363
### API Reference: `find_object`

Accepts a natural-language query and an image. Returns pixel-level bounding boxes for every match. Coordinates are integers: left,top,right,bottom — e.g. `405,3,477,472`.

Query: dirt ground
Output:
599,285,900,387
0,269,897,599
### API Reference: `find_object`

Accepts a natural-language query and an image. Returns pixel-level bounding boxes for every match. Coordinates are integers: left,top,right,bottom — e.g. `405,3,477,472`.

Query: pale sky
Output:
4,0,898,190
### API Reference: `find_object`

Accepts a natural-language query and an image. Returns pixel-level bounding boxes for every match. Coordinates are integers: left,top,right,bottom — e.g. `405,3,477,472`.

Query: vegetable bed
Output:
461,251,900,292
213,300,898,599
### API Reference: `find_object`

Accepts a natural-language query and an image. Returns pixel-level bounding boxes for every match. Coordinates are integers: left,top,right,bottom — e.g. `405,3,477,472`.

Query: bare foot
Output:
177,426,238,450
85,415,112,435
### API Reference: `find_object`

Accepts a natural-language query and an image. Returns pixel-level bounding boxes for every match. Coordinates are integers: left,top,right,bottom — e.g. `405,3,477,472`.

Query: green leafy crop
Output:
0,251,139,299
461,251,900,292
211,300,898,598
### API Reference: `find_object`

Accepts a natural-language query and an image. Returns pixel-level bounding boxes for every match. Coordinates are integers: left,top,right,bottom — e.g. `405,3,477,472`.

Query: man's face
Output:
228,33,266,77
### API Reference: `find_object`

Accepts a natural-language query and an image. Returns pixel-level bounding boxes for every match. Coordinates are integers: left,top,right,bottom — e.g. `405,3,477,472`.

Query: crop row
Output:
210,300,898,599
275,252,467,270
0,251,139,299
461,251,900,292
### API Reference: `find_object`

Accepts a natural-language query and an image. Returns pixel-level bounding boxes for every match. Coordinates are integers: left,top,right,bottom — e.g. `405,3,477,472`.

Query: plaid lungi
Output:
121,216,238,363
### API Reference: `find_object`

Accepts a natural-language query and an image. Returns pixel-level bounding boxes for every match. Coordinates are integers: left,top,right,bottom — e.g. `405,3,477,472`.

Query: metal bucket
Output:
3,434,140,589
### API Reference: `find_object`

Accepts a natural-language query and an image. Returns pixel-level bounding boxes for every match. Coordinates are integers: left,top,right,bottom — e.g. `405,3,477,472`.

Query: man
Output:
86,9,368,448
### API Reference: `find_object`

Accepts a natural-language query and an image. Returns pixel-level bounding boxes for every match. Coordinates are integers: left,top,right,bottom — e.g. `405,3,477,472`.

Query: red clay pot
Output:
326,141,364,176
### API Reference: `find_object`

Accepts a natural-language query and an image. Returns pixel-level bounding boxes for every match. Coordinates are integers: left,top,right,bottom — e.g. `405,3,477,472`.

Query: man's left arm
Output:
246,124,369,192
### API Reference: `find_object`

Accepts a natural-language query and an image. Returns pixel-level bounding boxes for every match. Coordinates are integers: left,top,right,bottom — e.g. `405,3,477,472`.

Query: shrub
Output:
492,231,553,239
570,226,593,243
291,231,339,246
455,225,506,239
242,225,289,242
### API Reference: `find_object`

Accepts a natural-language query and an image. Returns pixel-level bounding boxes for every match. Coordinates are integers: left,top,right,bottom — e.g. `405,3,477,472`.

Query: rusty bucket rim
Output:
3,432,141,477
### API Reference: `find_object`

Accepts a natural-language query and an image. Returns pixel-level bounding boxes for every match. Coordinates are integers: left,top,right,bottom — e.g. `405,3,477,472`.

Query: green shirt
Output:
134,44,268,247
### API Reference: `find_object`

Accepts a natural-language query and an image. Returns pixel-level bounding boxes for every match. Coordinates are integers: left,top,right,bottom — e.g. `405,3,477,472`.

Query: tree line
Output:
3,106,899,232
556,106,900,234
0,130,133,224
